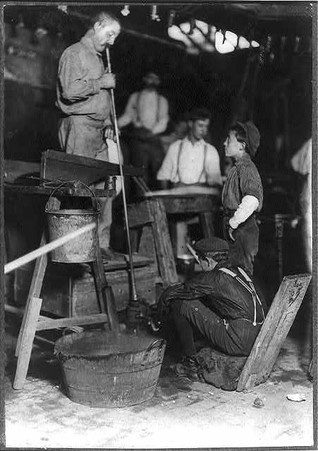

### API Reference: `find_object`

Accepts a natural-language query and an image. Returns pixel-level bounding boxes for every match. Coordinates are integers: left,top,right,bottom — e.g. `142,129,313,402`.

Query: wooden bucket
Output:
54,330,166,408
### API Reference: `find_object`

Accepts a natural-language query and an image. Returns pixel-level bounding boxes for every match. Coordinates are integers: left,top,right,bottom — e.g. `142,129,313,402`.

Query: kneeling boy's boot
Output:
175,356,200,381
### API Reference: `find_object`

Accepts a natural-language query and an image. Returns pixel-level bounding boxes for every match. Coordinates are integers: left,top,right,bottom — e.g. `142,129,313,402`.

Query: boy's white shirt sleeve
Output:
205,145,223,186
229,195,259,229
157,141,178,181
118,93,137,128
152,96,169,135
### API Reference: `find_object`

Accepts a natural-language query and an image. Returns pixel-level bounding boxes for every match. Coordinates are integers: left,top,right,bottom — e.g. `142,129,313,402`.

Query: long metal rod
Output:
106,47,138,302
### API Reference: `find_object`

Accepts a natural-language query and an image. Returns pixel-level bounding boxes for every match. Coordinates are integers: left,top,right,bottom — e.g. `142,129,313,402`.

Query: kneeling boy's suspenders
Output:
219,267,265,326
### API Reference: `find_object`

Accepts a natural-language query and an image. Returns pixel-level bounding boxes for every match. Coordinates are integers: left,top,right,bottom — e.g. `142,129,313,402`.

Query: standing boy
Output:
222,121,263,274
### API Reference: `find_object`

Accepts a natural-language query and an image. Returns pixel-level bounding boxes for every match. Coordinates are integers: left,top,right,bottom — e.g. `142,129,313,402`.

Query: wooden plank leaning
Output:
237,273,312,392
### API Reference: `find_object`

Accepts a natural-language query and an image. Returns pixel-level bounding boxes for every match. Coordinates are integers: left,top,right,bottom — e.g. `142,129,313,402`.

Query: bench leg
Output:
199,212,214,238
13,297,43,390
93,244,120,333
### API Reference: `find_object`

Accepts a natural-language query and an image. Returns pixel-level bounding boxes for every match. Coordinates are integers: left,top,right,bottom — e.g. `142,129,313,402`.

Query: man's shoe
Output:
175,356,199,382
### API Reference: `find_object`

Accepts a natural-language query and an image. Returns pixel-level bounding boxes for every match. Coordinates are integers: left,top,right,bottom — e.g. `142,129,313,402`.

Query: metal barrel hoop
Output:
141,338,166,366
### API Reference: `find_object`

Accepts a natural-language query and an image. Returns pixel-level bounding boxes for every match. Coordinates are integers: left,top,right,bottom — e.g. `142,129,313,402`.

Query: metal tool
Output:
105,47,139,307
186,243,201,265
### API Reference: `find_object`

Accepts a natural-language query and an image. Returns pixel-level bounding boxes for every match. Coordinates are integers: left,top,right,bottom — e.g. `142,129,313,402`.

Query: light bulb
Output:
121,5,130,17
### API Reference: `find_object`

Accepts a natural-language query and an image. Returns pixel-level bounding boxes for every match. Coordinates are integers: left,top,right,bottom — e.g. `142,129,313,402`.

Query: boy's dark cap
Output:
237,121,260,156
193,237,229,256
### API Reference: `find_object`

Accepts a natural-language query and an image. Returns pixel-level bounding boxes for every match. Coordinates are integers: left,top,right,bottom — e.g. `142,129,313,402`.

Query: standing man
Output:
118,72,169,189
157,107,222,256
222,121,263,274
56,11,121,259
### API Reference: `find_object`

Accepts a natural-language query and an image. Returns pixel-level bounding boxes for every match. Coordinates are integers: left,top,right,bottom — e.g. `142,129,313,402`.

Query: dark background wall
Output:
3,5,314,303
4,4,312,173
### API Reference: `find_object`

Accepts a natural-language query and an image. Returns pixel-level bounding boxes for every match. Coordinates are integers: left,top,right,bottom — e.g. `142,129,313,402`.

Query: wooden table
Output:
144,187,221,253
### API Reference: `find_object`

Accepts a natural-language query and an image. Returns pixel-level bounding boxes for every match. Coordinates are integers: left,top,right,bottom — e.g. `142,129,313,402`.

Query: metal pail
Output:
45,182,100,263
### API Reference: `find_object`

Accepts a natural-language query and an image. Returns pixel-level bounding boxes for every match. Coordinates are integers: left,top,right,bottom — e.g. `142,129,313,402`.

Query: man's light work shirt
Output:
157,137,222,186
118,90,169,134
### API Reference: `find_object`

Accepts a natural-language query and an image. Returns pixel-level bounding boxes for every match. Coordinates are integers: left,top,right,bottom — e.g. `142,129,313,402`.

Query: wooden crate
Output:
14,262,158,317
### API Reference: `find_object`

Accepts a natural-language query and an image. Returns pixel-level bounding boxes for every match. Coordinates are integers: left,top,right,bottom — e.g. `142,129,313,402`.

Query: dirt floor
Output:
3,315,315,450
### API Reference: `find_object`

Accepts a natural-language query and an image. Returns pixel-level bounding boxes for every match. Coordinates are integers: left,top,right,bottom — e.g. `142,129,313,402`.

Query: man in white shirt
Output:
157,108,222,256
118,72,169,189
157,108,222,188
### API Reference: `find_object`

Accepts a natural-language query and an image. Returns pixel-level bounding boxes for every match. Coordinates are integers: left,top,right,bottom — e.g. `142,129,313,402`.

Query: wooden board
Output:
144,186,221,197
127,199,178,286
237,273,311,392
162,196,219,215
127,201,153,228
148,199,179,285
4,183,111,198
41,149,145,185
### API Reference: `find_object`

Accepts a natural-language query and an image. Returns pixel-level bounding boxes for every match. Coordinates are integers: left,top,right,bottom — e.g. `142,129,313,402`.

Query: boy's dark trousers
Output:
172,299,261,357
223,214,259,275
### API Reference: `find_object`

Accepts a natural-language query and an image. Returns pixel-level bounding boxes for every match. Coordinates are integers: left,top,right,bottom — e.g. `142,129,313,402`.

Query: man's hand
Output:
104,125,117,142
98,71,116,89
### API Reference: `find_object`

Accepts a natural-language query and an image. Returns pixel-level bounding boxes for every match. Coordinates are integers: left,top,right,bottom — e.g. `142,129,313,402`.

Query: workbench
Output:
144,186,221,255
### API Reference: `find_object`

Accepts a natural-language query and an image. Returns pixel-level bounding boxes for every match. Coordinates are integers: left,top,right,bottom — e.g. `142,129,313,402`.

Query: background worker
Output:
222,121,263,274
118,71,169,189
160,116,188,155
157,107,222,256
56,11,121,259
291,137,312,273
158,237,267,384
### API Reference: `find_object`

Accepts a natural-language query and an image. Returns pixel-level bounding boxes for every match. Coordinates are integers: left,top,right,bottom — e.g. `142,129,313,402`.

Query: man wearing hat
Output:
222,121,263,274
158,237,267,383
118,71,169,188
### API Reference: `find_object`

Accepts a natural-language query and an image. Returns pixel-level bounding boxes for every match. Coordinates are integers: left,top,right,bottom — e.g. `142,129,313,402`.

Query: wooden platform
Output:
14,254,158,315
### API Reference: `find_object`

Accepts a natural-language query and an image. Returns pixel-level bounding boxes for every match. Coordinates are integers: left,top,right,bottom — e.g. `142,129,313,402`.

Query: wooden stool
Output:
13,234,119,390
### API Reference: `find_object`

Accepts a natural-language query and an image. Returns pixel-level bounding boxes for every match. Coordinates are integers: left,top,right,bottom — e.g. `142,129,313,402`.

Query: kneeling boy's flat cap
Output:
193,237,229,256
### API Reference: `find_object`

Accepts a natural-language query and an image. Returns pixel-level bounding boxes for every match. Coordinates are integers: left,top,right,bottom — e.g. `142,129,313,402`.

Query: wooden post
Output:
94,244,120,333
199,211,215,238
148,199,178,286
13,297,43,390
15,234,48,358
